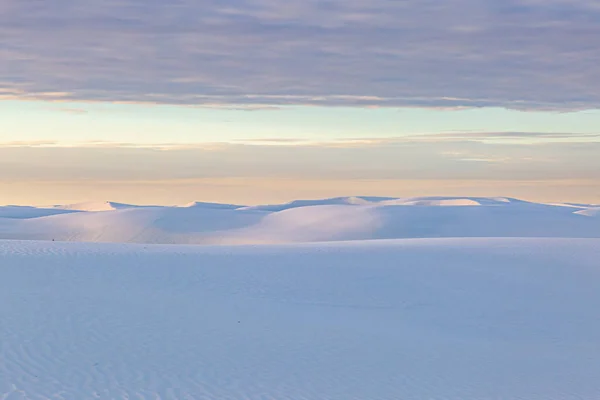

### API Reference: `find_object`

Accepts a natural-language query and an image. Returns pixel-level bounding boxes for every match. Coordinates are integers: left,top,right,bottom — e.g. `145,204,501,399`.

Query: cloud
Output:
56,107,88,114
1,130,599,150
401,131,600,143
0,140,62,147
1,138,599,182
1,0,600,110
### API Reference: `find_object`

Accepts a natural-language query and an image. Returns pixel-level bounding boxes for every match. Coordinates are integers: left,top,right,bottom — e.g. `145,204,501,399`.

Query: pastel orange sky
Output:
2,1,600,205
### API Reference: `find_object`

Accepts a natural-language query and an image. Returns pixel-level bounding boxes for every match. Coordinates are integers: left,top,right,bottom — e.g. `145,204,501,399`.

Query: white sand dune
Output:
53,201,143,212
0,206,77,219
1,238,600,399
1,196,599,244
241,196,540,211
239,196,400,211
577,207,600,217
178,201,244,209
0,206,266,244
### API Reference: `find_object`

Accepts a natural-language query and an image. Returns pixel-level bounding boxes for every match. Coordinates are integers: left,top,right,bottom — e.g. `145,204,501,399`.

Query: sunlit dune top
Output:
177,201,243,210
52,201,139,212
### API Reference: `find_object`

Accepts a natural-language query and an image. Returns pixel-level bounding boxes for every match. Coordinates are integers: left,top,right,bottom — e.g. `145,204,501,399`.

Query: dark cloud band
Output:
2,0,600,110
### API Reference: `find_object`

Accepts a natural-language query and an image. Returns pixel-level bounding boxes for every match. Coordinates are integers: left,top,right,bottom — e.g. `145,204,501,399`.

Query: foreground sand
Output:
1,238,600,399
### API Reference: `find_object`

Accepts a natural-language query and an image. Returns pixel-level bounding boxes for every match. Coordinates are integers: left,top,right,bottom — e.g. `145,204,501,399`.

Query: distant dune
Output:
0,205,78,219
53,201,143,212
1,196,599,244
577,207,600,217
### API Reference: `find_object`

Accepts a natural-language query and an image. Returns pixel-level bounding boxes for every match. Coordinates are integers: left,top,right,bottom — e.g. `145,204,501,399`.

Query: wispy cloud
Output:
56,107,88,114
1,0,600,110
1,138,599,182
1,130,599,150
0,140,62,147
401,131,600,143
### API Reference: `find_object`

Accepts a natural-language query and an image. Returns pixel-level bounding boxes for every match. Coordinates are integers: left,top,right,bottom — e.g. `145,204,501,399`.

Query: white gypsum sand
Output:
0,196,599,245
1,238,600,399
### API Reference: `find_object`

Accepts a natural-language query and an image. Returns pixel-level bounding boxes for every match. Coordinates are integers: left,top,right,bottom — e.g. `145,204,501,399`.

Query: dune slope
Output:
1,196,599,244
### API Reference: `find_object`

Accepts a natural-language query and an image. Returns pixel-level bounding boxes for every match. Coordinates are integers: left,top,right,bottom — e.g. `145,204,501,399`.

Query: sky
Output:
1,0,600,205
